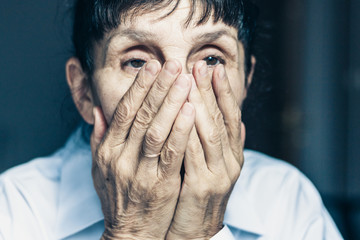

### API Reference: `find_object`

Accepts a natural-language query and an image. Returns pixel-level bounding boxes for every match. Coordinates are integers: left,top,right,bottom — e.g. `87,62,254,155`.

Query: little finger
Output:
159,102,195,177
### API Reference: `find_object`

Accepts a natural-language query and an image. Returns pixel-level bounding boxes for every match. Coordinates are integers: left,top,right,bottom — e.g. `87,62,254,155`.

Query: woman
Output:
0,0,343,239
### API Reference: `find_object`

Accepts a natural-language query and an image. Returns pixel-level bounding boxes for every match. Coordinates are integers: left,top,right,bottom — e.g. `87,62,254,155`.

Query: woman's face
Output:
83,0,250,124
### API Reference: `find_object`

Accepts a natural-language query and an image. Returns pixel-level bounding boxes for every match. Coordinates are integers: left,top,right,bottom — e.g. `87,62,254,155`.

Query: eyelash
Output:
121,54,226,70
122,57,147,69
202,55,226,66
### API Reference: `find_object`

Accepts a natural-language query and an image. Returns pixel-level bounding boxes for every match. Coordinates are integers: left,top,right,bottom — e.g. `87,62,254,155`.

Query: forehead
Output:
101,0,239,48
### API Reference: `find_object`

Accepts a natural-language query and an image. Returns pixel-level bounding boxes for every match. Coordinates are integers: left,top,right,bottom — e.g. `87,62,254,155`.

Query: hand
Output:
167,61,246,239
90,60,195,240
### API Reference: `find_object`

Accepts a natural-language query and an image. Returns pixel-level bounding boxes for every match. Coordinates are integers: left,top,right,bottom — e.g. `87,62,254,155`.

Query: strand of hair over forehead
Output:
91,0,246,38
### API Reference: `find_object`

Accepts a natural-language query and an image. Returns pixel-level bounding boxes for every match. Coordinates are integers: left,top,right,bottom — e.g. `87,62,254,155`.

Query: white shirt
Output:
0,127,343,239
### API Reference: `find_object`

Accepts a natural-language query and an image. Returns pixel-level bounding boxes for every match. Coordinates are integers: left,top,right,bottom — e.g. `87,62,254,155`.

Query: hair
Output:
71,0,259,84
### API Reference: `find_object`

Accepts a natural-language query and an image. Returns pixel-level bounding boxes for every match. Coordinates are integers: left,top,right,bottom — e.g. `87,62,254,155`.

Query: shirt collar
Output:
55,126,104,239
223,163,266,236
55,126,265,238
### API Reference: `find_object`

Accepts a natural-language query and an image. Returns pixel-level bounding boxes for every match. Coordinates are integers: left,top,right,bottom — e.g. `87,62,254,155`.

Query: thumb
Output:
90,106,107,157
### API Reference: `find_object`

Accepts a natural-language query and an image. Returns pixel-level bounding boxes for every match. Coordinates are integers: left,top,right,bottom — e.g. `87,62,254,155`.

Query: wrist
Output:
101,229,157,240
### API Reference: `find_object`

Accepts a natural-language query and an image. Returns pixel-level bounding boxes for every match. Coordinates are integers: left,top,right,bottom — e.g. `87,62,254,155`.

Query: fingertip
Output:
193,60,207,77
212,64,226,81
218,64,226,80
181,102,195,117
145,60,161,76
164,59,182,75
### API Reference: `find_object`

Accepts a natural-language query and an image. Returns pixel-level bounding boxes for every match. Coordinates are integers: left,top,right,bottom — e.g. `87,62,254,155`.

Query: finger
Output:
188,75,225,172
213,64,242,160
192,61,219,121
106,60,161,144
159,102,195,177
90,106,108,159
139,74,191,168
184,126,206,177
127,60,181,148
193,60,230,152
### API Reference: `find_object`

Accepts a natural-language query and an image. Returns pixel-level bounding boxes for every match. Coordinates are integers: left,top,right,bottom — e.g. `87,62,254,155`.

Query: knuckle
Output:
172,122,186,135
214,177,232,194
160,144,180,173
144,127,164,149
214,110,224,125
144,95,158,113
154,78,170,93
109,158,122,176
136,105,153,126
207,128,221,146
134,74,149,90
164,93,180,111
194,182,211,199
194,176,232,199
134,97,158,128
163,144,179,161
226,155,242,183
114,102,133,124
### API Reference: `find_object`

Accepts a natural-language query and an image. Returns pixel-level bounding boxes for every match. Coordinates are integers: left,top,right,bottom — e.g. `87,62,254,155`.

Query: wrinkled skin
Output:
66,0,254,239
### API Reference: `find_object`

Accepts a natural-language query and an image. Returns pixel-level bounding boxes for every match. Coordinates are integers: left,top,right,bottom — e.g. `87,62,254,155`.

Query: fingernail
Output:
181,102,194,116
218,65,225,80
175,74,190,89
165,60,180,75
198,61,207,77
145,61,159,76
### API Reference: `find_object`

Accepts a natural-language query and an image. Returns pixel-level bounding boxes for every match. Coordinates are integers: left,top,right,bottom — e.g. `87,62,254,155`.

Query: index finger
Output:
105,60,161,144
212,64,243,160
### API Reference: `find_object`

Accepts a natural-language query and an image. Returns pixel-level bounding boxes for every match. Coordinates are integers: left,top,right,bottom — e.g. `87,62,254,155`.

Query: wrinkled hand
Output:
90,60,195,240
167,61,246,240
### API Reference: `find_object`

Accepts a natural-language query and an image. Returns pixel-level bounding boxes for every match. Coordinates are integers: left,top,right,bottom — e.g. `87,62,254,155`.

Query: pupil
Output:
131,59,145,68
205,56,219,66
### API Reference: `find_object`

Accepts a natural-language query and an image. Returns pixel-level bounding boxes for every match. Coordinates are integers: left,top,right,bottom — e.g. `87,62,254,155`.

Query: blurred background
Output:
0,0,359,238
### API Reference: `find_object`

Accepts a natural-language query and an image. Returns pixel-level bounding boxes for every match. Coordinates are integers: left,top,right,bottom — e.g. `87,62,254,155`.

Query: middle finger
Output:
127,60,181,148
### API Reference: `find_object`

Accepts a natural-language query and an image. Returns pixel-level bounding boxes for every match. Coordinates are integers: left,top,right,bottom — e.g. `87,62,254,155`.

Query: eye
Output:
124,59,146,69
203,56,224,66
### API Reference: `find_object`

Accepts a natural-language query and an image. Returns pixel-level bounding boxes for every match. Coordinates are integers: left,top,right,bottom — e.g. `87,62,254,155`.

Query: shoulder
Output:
0,125,88,195
0,126,94,239
240,149,315,197
0,126,86,240
225,150,342,239
0,152,64,239
228,149,317,222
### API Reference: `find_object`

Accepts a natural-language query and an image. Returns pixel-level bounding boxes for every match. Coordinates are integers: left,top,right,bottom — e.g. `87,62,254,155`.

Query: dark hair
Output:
71,0,258,83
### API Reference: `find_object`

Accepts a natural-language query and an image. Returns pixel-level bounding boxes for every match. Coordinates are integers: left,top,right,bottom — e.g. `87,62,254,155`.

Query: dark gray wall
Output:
0,0,359,238
0,0,78,173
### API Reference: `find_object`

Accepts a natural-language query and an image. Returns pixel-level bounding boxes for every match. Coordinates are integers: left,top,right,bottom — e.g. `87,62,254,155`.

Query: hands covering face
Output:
90,59,245,240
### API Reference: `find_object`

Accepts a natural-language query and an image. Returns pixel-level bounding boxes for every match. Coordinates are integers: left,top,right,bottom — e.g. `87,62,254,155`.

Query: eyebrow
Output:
103,29,159,65
193,30,238,43
188,30,239,61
